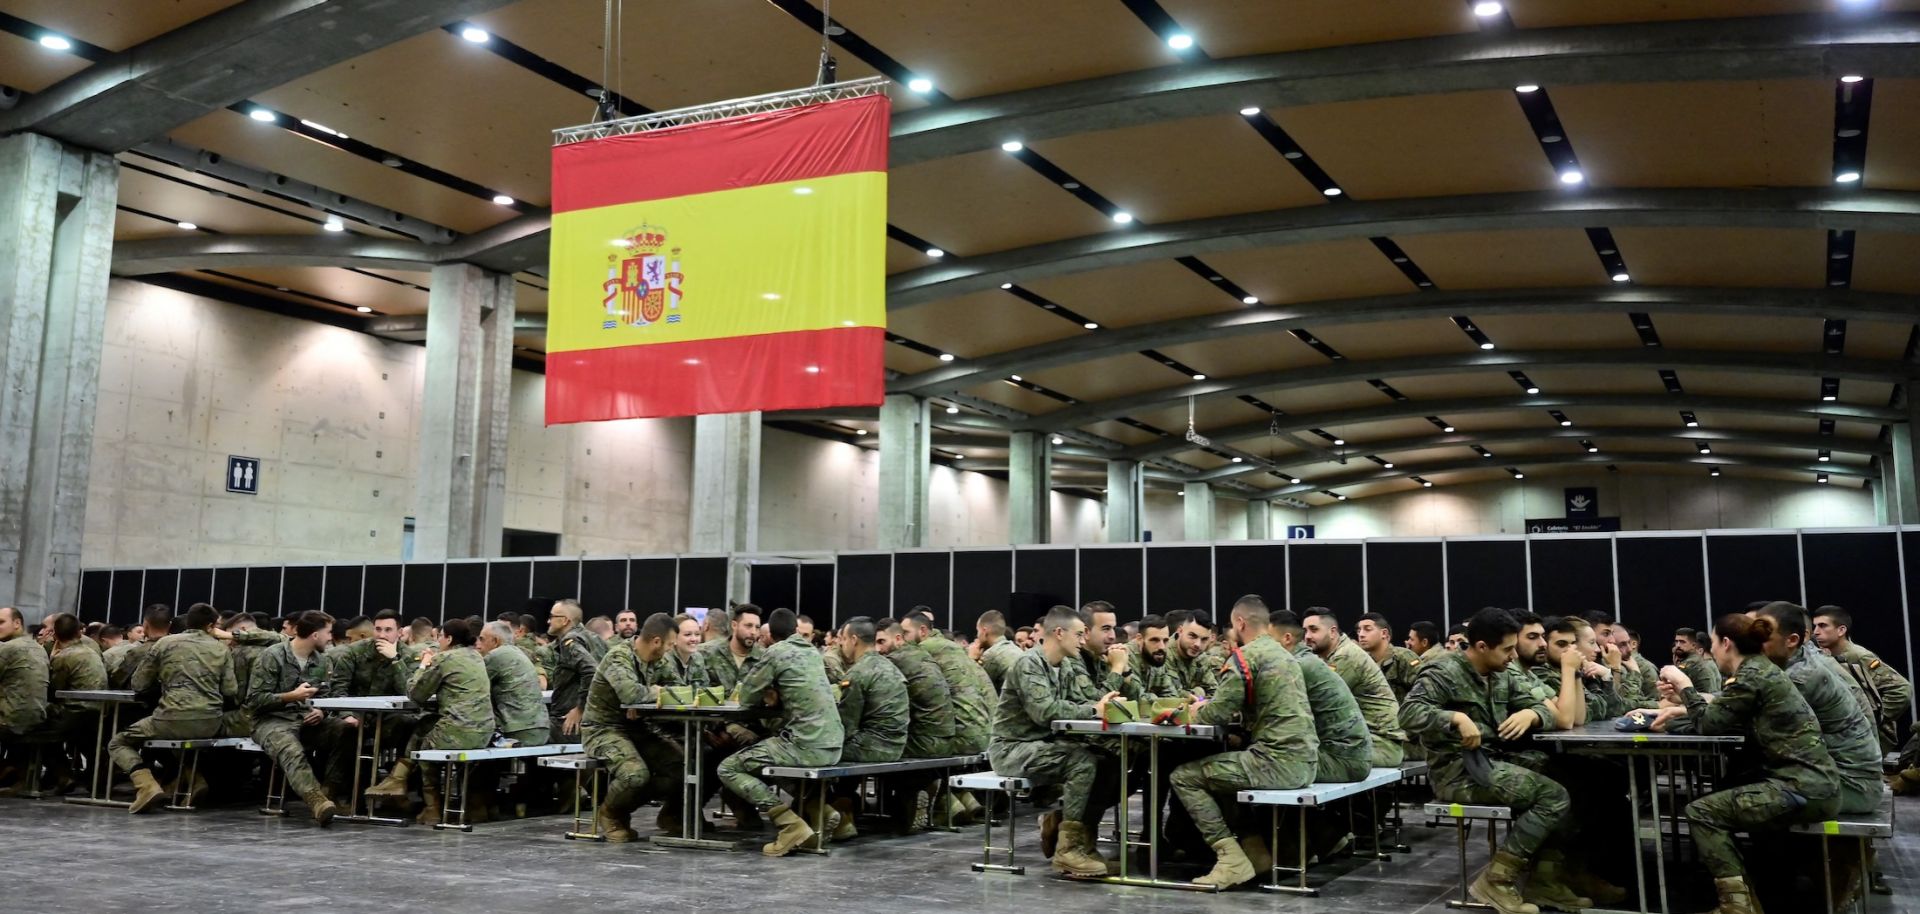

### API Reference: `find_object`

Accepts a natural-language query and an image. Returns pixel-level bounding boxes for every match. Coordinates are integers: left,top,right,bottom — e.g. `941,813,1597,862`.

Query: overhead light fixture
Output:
1699,446,1713,455
1479,341,1496,350
1083,321,1099,329
492,194,515,206
1333,438,1346,446
176,221,197,231
999,282,1013,290
1514,472,1525,479
1559,419,1572,427
1559,169,1585,185
1322,187,1343,197
1818,450,1832,462
1336,493,1348,501
460,26,491,43
38,34,72,51
1710,467,1721,477
248,108,277,123
1840,74,1865,83
1422,480,1434,488
938,353,955,362
1526,386,1540,395
1473,1,1504,16
1444,425,1456,433
925,247,944,258
323,218,344,232
856,428,868,435
1587,446,1598,453
1001,141,1024,153
1051,436,1064,445
1818,473,1830,484
1242,295,1259,304
1231,456,1243,463
1288,477,1302,484
1239,106,1260,116
1166,33,1194,50
1514,84,1541,93
1611,272,1631,282
1383,461,1395,469
1191,373,1207,381
298,119,348,138
355,305,373,314
907,77,934,93
1009,374,1022,381
1178,490,1186,497
1111,211,1134,224
1835,171,1861,183
945,404,959,414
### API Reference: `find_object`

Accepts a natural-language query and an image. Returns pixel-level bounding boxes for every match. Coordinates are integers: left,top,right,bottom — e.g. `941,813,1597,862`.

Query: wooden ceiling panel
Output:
1442,411,1564,432
889,291,1087,355
1276,91,1558,199
116,166,326,236
1680,370,1816,400
3,0,245,51
1127,396,1271,438
1851,233,1920,295
168,110,511,233
1023,352,1177,402
1551,80,1833,188
1029,116,1328,222
1612,227,1827,288
1843,320,1912,360
1253,380,1400,415
890,149,1115,255
1195,239,1416,306
118,157,418,241
113,209,178,243
1154,331,1333,378
1082,420,1158,446
215,266,427,316
962,381,1071,416
885,346,943,375
1866,79,1920,192
1504,1,1839,27
887,239,931,275
1379,445,1488,466
1688,411,1820,434
190,271,329,311
1308,317,1482,359
0,30,89,92
514,278,548,316
1647,313,1822,352
1843,380,1895,406
1467,313,1644,350
1320,416,1441,443
1394,229,1605,289
1381,372,1525,400
831,0,1165,99
1520,367,1669,395
1560,405,1697,427
1024,259,1227,326
1160,0,1476,57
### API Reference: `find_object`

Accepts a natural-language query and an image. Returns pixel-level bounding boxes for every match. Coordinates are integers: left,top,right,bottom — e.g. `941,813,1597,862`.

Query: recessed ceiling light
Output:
1009,374,1022,381
491,194,515,206
1422,480,1434,487
1710,468,1721,477
1559,169,1585,185
1526,386,1540,395
1001,141,1024,153
925,248,944,258
460,26,490,43
1559,420,1572,427
1383,462,1395,468
176,221,197,231
938,353,955,362
907,77,934,93
1587,446,1598,453
1083,321,1099,330
1841,74,1865,83
1822,394,1837,401
1479,342,1496,350
249,108,277,123
945,404,959,414
1336,493,1348,501
38,34,72,51
1818,474,1830,484
1289,477,1302,484
323,218,344,232
856,429,868,435
1322,187,1343,197
1443,426,1456,433
1686,420,1699,428
1473,1,1504,16
1166,33,1194,50
1835,171,1862,183
355,305,373,313
1514,472,1525,479
1239,106,1260,116
999,282,1013,290
1333,438,1346,446
1818,454,1831,462
1242,295,1259,304
1112,211,1134,224
1611,272,1631,282
1514,84,1540,93
1192,373,1207,381
1231,456,1243,463
1051,436,1064,445
1701,446,1713,454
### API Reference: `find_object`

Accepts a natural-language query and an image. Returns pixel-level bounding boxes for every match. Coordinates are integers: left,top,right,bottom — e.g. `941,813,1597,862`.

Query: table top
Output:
1051,719,1220,740
1532,720,1743,747
311,695,416,711
622,702,757,717
54,689,137,702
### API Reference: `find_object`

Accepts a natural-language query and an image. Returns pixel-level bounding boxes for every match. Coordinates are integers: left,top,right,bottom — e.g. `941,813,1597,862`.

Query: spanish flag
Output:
545,93,889,423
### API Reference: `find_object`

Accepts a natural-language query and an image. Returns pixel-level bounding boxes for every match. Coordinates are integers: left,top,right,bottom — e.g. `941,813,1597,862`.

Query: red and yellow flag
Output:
545,93,889,423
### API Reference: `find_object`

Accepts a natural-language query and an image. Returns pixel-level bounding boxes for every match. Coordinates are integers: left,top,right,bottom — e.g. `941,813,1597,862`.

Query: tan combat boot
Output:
363,759,413,803
417,782,443,827
127,768,166,814
829,797,858,841
1195,836,1258,888
302,789,337,827
957,789,985,822
938,791,968,827
1710,876,1761,914
599,802,638,843
1525,856,1594,911
1077,820,1120,875
1039,808,1061,856
1470,850,1541,914
1051,821,1110,877
1240,834,1274,879
1564,863,1628,905
763,803,815,857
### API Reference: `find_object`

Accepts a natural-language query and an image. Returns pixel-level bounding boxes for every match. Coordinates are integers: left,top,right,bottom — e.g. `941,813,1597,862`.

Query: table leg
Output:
1648,755,1667,914
652,716,737,851
1626,754,1650,914
67,702,128,809
347,713,368,819
1147,736,1160,881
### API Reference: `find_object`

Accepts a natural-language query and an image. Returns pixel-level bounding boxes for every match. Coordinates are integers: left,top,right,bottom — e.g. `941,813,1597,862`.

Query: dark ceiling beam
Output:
1123,394,1906,461
112,233,441,275
0,0,522,152
894,287,1920,397
366,312,546,339
1251,452,1869,502
1027,349,1911,431
886,188,1920,311
889,15,1920,166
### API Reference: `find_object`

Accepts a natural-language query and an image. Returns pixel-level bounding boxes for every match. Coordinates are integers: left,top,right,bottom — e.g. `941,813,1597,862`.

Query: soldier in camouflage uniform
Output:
394,618,497,826
975,610,1024,692
903,610,995,823
1401,608,1577,914
1812,605,1912,754
509,614,553,687
247,610,349,824
823,616,909,840
1068,602,1144,704
575,613,682,842
1170,599,1318,888
40,614,106,792
989,605,1120,876
1125,615,1183,699
111,604,240,815
1755,604,1881,813
547,600,609,743
1656,613,1840,914
478,621,549,746
215,613,283,737
0,609,49,756
719,609,844,857
877,619,955,758
1271,611,1372,781
688,606,767,827
106,606,171,691
1514,612,1582,729
1674,627,1723,696
1304,610,1409,768
1356,612,1422,702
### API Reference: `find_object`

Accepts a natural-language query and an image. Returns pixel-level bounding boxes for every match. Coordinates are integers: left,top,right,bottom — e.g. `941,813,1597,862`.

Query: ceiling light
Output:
1514,84,1540,93
999,282,1013,289
1835,171,1861,183
793,187,813,195
945,404,959,414
938,353,955,362
1818,473,1830,484
1559,420,1572,427
1051,436,1064,445
1288,477,1302,484
1514,472,1525,479
491,194,515,206
1239,106,1260,116
1322,187,1343,197
323,218,344,232
925,248,944,258
1443,425,1456,433
355,306,373,314
1423,480,1434,488
1818,453,1831,462
1010,374,1023,381
1841,74,1866,84
460,26,490,43
248,108,277,123
1242,295,1259,304
1611,272,1630,282
856,428,868,435
1192,373,1207,381
1822,394,1837,401
907,77,934,94
1111,211,1134,224
1083,321,1099,330
954,455,964,461
1526,386,1540,395
1178,490,1186,497
1001,141,1024,153
1336,493,1348,501
1710,468,1721,477
1166,33,1194,50
1559,169,1584,185
1483,452,1494,458
1473,1,1505,16
1687,420,1699,427
38,34,72,51
1333,438,1346,446
1479,341,1495,350
1587,446,1598,453
176,221,197,231
1700,446,1713,454
1383,462,1395,468
1231,456,1243,463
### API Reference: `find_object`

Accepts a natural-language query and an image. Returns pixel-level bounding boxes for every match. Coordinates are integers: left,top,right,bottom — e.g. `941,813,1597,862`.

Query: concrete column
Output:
1246,499,1272,541
1183,482,1216,541
1009,431,1052,544
878,394,929,548
1895,419,1920,525
1105,458,1143,542
690,412,761,602
0,134,116,620
1875,476,1890,526
413,263,514,561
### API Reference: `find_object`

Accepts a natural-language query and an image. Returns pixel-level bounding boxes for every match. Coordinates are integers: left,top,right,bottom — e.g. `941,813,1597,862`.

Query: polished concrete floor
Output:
6,789,1917,914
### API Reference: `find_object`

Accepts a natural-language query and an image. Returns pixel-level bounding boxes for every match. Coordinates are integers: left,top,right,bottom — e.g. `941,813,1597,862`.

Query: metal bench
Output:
1425,802,1514,910
1237,766,1405,896
0,731,64,800
538,753,607,841
949,771,1033,875
145,737,262,811
759,753,988,853
1787,789,1896,914
411,742,583,831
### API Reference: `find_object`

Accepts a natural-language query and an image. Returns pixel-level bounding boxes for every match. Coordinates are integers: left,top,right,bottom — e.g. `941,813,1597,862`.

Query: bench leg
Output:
564,766,607,841
1260,805,1319,895
165,749,198,811
260,760,285,816
970,786,1025,875
434,763,475,833
1442,818,1496,910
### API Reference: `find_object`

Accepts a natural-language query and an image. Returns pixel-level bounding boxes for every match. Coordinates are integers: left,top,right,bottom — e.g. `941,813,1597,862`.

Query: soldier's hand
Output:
420,650,437,669
1582,660,1611,682
209,626,232,642
1497,710,1535,741
1093,690,1123,719
1560,648,1583,673
301,708,323,726
1649,706,1688,732
341,715,360,729
1453,713,1482,750
1659,664,1692,692
968,641,983,662
1601,642,1623,670
288,681,319,701
1106,645,1129,674
374,639,397,659
562,707,582,736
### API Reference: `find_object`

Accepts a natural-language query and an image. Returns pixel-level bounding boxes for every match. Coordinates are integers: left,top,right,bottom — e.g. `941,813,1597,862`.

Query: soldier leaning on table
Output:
247,609,350,825
574,612,683,843
718,608,844,858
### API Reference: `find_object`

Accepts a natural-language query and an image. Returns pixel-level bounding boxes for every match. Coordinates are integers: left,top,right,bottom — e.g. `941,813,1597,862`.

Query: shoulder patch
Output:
1870,660,1882,670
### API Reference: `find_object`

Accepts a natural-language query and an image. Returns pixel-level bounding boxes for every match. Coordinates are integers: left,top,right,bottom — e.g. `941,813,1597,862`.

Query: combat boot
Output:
1039,808,1061,856
1707,876,1760,914
1524,856,1594,911
829,797,858,840
654,803,682,838
938,791,968,827
1074,819,1120,874
1469,850,1540,914
1240,834,1274,879
363,759,413,804
301,789,337,827
763,804,815,857
1195,837,1257,888
1891,768,1920,796
957,789,985,822
127,768,166,814
1563,863,1628,905
417,782,443,827
600,802,638,843
725,792,764,831
187,773,211,808
1051,821,1109,877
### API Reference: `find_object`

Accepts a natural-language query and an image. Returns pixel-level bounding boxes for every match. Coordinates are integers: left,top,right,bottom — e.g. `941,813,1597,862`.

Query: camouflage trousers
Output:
839,731,904,764
408,714,491,795
992,738,1117,827
253,716,354,799
581,724,682,813
1687,780,1838,878
1431,756,1570,859
1318,744,1372,785
107,715,224,775
1369,737,1405,770
1172,749,1315,845
717,736,839,811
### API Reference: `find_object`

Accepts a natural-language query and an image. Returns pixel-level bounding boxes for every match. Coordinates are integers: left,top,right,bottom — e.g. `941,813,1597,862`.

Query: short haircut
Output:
639,612,675,643
1674,627,1698,640
249,612,270,629
1624,626,1641,641
1081,600,1115,617
1544,616,1582,638
1447,624,1468,638
85,621,103,638
1269,609,1302,636
180,603,216,631
907,609,936,631
1163,609,1193,632
483,621,514,644
410,616,434,630
1233,595,1269,612
100,624,126,640
1510,609,1542,627
1301,606,1336,629
796,613,813,627
496,612,520,625
443,617,477,647
1409,621,1440,644
1465,607,1521,648
1357,612,1392,635
143,604,174,632
51,613,81,642
975,610,1006,637
292,610,332,638
1745,600,1772,611
1756,601,1809,639
373,609,401,623
342,614,369,629
1580,610,1614,627
1138,614,1169,635
731,603,763,624
842,616,877,646
1041,605,1080,635
1232,599,1271,630
1812,605,1852,630
767,608,798,642
1715,613,1776,655
218,612,243,630
1181,611,1213,631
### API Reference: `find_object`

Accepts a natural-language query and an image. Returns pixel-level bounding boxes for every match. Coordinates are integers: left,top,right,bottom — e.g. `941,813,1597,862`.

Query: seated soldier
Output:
973,610,1022,692
41,613,108,794
718,608,844,857
874,617,956,831
248,610,350,825
1304,609,1408,768
578,612,683,842
0,607,50,787
112,604,240,815
1270,610,1373,782
366,618,495,826
455,621,551,823
823,616,909,840
902,609,994,823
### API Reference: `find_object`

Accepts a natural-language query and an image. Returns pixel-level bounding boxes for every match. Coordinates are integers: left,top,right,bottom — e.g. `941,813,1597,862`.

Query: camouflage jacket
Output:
407,646,495,739
991,646,1093,747
688,637,762,692
1195,636,1318,767
838,650,909,761
738,634,843,752
137,630,238,721
1671,653,1838,801
0,633,49,732
980,639,1023,692
247,639,328,722
1377,645,1422,703
1400,650,1556,766
549,626,608,718
484,644,550,739
1831,641,1914,753
1327,636,1408,746
582,639,675,729
1291,643,1373,763
1783,642,1882,791
49,641,108,705
885,641,956,753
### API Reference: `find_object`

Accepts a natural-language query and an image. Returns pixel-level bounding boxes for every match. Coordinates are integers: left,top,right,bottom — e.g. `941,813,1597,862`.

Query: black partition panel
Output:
401,564,443,623
800,564,834,624
952,550,1015,626
322,566,362,618
677,557,727,611
893,552,952,626
243,567,282,617
443,563,487,621
213,567,247,618
1213,544,1285,618
1365,542,1444,633
486,560,532,617
1901,533,1920,718
1614,536,1706,637
1013,548,1076,614
1804,531,1903,642
110,569,144,623
749,564,799,613
1079,548,1144,621
1146,547,1210,615
835,554,892,623
1706,534,1801,615
281,566,323,612
579,559,626,615
1445,540,1527,615
141,569,179,612
1527,538,1616,618
1291,543,1364,615
629,558,677,616
532,559,582,603
362,564,401,615
178,568,214,607
77,570,110,622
